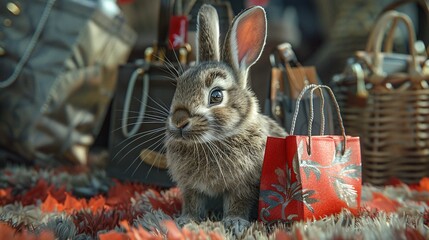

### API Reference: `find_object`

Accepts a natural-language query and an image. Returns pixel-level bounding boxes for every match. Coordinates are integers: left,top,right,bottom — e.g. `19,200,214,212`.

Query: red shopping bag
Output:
258,85,362,223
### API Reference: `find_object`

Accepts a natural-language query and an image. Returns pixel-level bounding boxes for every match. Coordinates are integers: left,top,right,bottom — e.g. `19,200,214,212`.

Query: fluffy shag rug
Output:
1,165,429,240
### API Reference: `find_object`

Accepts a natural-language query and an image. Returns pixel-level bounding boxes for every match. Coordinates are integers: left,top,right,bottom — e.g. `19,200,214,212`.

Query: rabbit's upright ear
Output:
223,6,267,87
196,4,220,63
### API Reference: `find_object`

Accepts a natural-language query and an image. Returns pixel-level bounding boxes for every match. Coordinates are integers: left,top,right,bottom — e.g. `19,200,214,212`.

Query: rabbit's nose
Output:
172,109,190,129
176,120,189,129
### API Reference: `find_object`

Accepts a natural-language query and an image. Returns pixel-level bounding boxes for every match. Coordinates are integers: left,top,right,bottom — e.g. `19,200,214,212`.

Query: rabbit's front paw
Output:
175,215,193,227
222,216,250,237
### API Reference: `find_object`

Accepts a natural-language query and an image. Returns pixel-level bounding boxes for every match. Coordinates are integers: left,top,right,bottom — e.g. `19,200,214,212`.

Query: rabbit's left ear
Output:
223,6,267,85
196,4,220,63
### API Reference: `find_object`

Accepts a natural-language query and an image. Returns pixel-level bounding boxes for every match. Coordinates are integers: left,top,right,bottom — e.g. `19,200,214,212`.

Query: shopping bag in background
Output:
107,0,190,187
265,43,335,135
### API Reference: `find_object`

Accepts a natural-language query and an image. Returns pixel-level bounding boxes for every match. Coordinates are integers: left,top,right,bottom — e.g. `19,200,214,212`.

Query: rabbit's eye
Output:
209,89,223,105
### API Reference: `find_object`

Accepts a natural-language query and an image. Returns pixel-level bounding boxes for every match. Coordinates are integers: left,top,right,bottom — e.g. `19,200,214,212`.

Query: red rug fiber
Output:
1,165,429,239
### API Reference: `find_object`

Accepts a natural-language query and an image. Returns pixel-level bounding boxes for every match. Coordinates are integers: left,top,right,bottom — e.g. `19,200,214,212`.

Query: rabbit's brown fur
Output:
165,4,286,234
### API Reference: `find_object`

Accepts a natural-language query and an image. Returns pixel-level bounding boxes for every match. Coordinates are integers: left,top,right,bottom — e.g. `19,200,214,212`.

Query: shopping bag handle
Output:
290,84,347,155
289,84,326,136
0,0,56,88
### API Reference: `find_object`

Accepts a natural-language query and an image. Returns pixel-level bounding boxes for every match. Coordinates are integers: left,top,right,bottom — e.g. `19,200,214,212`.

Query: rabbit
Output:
165,4,287,235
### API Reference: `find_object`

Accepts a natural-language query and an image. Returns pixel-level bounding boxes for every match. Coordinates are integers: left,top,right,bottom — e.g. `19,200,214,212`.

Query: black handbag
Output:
107,0,191,187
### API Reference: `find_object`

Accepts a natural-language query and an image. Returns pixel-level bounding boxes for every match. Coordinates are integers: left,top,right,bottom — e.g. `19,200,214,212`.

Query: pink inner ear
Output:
236,10,265,66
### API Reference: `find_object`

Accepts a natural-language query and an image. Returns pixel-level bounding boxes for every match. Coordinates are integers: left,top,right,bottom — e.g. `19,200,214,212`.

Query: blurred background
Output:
118,0,421,108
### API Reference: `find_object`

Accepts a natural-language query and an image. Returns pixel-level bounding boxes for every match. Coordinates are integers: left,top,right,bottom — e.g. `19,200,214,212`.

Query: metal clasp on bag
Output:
0,2,21,56
6,2,21,15
0,0,56,88
144,43,191,65
276,42,298,66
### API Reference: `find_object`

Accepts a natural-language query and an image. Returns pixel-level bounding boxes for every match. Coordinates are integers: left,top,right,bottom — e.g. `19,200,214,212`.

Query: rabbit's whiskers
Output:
126,134,166,176
151,53,182,78
208,139,235,177
112,94,171,177
166,50,184,76
211,139,234,163
188,135,201,174
143,95,171,116
195,135,228,187
113,114,166,133
115,127,166,164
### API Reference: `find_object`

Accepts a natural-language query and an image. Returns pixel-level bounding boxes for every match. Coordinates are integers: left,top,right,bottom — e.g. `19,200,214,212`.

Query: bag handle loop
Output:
121,67,150,137
290,84,326,136
0,0,56,88
382,0,429,52
290,84,347,155
366,11,420,83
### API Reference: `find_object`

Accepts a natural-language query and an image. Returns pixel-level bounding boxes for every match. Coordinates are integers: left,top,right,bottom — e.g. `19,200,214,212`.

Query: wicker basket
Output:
333,10,429,185
361,89,429,185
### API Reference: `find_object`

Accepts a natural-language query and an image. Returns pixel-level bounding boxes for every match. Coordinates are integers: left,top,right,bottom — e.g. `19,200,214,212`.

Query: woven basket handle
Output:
368,0,429,53
366,16,403,53
382,0,429,52
365,11,420,82
290,84,347,155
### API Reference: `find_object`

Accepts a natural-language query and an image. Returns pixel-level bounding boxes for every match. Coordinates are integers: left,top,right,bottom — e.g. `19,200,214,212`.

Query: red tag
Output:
168,16,188,49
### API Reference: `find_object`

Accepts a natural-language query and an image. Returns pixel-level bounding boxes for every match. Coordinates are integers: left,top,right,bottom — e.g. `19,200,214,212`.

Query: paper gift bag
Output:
259,84,362,223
